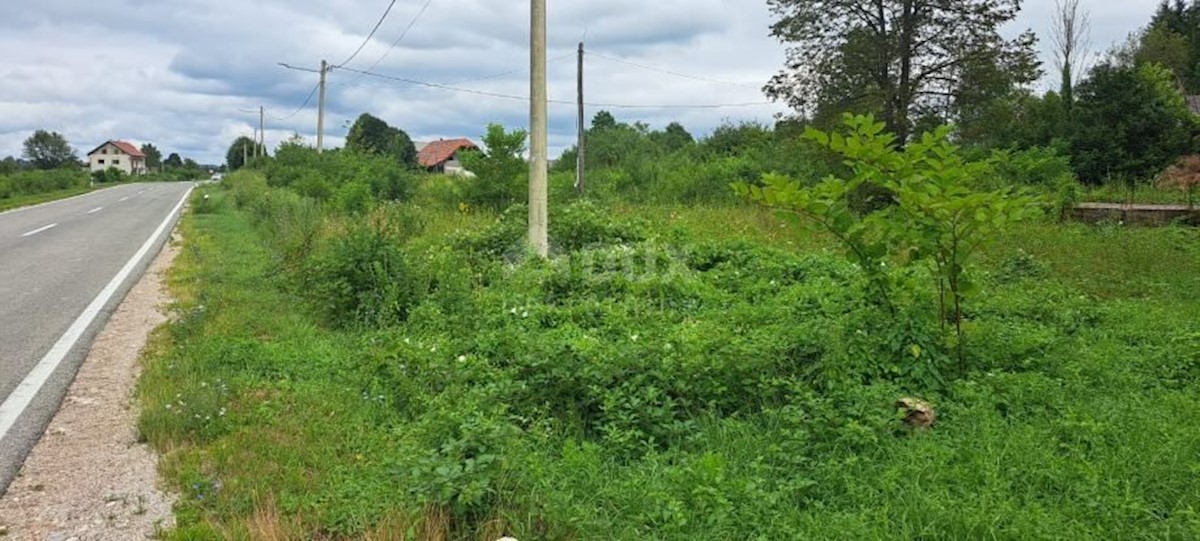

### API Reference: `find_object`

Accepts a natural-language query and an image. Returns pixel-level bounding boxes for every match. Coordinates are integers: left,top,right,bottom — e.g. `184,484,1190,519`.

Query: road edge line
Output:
0,184,195,441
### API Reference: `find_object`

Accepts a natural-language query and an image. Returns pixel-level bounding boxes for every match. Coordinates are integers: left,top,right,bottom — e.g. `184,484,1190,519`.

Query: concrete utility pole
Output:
529,0,549,257
242,138,248,169
575,41,585,193
259,106,265,158
317,60,329,153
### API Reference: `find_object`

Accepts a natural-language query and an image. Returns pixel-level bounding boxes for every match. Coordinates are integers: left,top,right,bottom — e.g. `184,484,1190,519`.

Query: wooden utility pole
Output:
259,106,265,158
575,41,585,193
528,0,549,257
317,60,329,153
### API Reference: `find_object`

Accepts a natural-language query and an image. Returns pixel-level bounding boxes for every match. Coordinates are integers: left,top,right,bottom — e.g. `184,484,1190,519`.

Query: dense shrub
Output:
0,168,89,199
989,146,1077,187
302,218,420,329
91,167,128,185
260,144,419,204
552,114,836,206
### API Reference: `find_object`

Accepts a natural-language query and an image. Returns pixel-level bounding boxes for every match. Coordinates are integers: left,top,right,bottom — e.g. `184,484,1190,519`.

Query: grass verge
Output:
0,186,94,212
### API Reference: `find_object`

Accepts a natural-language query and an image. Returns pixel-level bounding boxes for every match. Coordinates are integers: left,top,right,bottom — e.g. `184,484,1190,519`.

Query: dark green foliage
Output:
0,168,89,200
458,124,528,209
91,167,128,184
140,143,163,170
0,157,22,175
224,137,265,171
1144,0,1200,93
552,114,837,205
988,146,1078,188
649,122,695,153
260,141,419,204
22,130,77,170
301,212,421,329
345,113,418,168
765,0,1039,144
1071,62,1197,183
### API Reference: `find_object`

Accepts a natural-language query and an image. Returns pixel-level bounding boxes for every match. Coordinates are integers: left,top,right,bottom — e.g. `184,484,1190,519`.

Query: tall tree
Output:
650,122,695,153
1135,25,1192,81
591,111,618,131
1070,62,1197,183
140,143,163,170
164,152,184,169
765,0,1040,145
22,130,77,169
345,113,418,168
1051,0,1092,113
1147,0,1200,92
224,138,263,171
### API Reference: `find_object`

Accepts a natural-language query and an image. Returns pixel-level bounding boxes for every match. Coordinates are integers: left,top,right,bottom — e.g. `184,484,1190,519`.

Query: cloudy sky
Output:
0,0,1164,165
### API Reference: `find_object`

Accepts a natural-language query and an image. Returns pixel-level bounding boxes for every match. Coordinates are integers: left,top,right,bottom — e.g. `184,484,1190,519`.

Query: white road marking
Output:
87,207,103,215
0,185,123,217
119,197,130,202
0,185,193,442
20,224,58,237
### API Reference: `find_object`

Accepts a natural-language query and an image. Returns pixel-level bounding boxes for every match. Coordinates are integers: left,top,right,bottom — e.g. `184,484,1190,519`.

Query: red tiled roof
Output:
87,140,146,158
112,140,145,158
417,138,477,168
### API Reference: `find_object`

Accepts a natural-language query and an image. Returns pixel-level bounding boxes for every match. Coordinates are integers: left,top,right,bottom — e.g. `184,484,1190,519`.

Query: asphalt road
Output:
0,182,193,494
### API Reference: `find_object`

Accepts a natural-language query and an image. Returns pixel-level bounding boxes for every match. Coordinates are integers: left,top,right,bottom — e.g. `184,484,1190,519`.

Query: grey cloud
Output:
0,0,1165,164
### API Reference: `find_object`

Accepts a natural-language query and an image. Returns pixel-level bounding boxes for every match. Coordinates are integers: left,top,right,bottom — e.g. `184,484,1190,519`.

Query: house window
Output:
113,159,120,165
98,159,105,165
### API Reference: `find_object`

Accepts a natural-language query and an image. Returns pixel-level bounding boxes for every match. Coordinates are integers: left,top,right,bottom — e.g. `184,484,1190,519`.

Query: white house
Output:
87,140,146,175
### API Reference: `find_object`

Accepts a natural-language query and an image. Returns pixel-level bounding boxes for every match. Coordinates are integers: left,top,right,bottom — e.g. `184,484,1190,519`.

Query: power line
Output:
586,51,761,89
334,65,775,109
336,0,398,68
268,82,322,121
352,0,434,79
441,52,575,86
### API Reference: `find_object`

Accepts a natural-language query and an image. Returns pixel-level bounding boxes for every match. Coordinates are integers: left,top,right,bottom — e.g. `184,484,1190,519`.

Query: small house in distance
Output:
87,140,146,175
416,138,478,176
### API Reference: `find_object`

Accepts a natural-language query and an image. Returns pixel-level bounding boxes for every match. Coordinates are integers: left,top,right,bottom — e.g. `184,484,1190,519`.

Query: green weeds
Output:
139,168,1200,539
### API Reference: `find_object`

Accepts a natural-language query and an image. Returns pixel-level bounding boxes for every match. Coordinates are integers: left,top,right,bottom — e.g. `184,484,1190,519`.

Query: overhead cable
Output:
335,65,775,109
336,0,398,68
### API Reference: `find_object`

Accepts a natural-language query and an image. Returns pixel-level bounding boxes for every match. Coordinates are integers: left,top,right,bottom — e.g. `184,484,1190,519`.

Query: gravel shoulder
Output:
0,231,180,540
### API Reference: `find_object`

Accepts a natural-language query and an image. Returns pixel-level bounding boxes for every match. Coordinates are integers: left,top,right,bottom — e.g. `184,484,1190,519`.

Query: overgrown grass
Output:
140,173,1200,539
1083,181,1195,206
0,168,98,211
0,185,93,212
